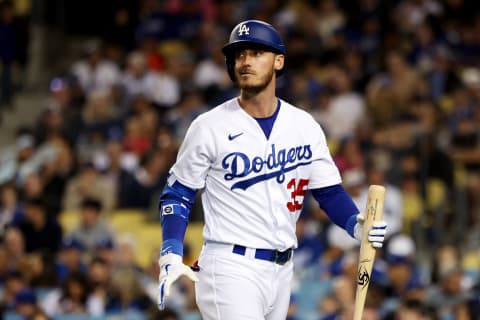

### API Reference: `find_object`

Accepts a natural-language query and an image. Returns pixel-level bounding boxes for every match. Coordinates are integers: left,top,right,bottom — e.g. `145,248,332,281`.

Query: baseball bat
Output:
353,185,386,320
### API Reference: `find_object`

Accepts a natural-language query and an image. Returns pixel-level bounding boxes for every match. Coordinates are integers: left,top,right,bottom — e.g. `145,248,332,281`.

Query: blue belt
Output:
232,245,292,265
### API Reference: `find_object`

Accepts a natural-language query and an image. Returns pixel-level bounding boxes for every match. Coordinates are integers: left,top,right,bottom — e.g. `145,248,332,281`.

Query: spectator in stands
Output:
107,266,151,314
122,115,152,157
39,133,76,217
0,131,37,186
333,137,365,174
425,243,475,319
17,197,62,255
164,86,209,145
76,130,111,168
86,256,112,317
366,50,421,126
0,270,28,312
43,76,85,144
3,227,25,270
0,183,24,236
137,107,160,149
71,39,121,96
93,238,116,269
33,105,66,146
0,0,16,115
82,88,121,132
120,50,180,108
425,46,459,103
22,171,63,217
113,234,140,270
21,173,44,205
69,198,115,253
104,5,138,52
14,137,59,192
392,298,436,320
102,139,137,204
425,265,473,319
118,148,168,209
0,245,7,282
63,163,116,214
41,272,92,317
13,288,38,318
382,234,425,315
292,214,325,277
55,237,87,284
192,39,232,101
318,225,359,280
19,251,57,288
321,63,366,142
26,310,50,320
318,294,341,319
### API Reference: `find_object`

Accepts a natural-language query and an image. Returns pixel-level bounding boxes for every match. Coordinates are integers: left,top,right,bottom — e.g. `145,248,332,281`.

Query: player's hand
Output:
158,253,199,310
353,213,387,248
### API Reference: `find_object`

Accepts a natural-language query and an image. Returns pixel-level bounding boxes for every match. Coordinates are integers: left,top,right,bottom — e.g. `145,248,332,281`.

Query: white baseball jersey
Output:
169,98,341,251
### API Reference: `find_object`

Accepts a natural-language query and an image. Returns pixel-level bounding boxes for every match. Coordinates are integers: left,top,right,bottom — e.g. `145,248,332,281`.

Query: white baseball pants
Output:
194,242,294,320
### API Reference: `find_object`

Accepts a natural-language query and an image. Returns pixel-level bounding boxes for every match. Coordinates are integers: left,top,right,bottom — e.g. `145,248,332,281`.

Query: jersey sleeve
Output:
307,119,342,189
170,117,215,189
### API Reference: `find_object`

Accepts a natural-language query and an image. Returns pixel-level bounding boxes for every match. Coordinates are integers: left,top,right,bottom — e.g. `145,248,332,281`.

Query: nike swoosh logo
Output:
228,132,244,140
165,264,171,274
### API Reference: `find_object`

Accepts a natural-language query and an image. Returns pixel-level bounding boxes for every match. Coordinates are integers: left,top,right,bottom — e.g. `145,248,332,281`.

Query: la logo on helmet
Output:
238,23,250,36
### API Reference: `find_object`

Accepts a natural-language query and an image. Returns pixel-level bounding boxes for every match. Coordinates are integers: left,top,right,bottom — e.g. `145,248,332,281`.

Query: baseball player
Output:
157,20,387,319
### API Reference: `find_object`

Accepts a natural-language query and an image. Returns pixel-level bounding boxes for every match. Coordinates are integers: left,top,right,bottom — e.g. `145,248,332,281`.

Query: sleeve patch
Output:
161,204,174,216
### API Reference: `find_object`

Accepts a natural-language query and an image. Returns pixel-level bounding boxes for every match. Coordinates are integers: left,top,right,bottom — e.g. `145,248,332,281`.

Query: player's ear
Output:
274,54,284,72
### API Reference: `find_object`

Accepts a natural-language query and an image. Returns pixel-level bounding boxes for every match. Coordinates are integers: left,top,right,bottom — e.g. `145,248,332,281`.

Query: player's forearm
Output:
311,184,359,237
159,179,198,256
161,215,188,256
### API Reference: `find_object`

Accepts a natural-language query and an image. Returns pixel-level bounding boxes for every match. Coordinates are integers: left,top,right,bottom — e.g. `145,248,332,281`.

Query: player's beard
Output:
237,67,275,96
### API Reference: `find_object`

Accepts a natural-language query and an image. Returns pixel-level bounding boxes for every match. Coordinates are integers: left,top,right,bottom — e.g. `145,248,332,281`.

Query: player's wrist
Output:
346,214,359,238
160,239,184,257
159,252,183,266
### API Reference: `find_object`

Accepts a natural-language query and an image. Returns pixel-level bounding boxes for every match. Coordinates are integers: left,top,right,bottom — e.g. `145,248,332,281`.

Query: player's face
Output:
234,48,283,93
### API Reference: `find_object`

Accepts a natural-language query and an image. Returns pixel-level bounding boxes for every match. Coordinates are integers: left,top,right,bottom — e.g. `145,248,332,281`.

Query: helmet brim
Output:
222,40,286,56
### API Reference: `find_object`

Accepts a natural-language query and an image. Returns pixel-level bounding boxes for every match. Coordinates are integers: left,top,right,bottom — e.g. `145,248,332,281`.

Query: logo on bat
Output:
357,264,370,289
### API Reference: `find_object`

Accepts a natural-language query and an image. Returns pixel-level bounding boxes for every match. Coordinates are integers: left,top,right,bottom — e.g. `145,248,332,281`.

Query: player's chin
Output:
238,83,264,93
237,77,260,89
237,74,255,83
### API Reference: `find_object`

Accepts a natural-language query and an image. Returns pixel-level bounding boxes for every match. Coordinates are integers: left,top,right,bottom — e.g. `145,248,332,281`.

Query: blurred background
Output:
0,0,480,319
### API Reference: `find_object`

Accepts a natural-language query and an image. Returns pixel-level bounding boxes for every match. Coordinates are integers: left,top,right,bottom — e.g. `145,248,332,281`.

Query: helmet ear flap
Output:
225,54,236,82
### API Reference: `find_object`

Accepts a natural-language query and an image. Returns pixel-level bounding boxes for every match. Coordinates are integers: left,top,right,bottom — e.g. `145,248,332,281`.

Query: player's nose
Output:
239,57,252,67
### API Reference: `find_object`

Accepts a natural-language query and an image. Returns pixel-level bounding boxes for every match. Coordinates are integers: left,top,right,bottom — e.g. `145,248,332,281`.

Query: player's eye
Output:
235,51,246,59
254,50,264,56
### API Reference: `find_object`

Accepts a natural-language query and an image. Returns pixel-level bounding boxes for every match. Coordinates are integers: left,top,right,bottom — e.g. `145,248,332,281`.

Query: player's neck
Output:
238,82,277,118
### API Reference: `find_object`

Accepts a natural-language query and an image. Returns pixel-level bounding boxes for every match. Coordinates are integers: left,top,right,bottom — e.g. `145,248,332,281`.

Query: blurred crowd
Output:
1,0,480,319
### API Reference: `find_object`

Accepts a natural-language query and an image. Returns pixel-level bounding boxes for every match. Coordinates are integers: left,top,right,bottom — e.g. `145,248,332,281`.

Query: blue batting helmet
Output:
222,20,286,82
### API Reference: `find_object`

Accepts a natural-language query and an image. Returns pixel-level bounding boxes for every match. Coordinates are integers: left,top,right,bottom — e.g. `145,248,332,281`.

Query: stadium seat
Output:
426,178,447,211
58,210,80,233
109,210,146,233
402,193,423,235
